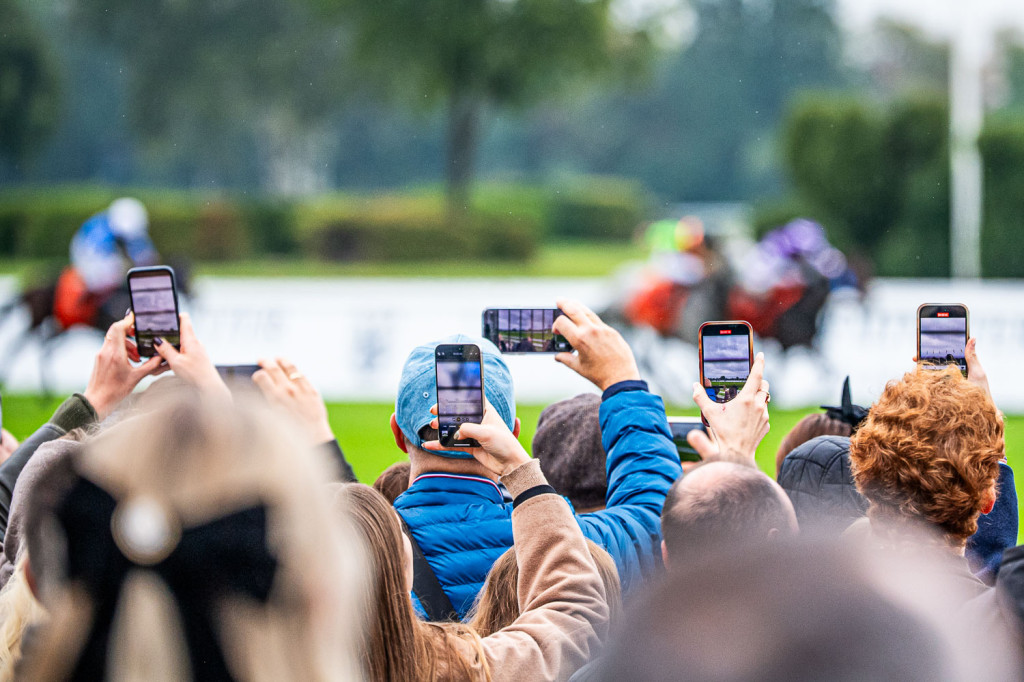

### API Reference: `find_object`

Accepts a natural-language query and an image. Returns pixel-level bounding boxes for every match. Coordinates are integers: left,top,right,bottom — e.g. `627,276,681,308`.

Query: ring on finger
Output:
288,372,303,381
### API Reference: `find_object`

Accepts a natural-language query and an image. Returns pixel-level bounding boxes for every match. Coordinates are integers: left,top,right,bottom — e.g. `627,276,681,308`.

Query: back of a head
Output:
596,538,1020,682
373,461,411,504
849,367,1004,547
332,483,480,682
469,539,622,638
329,483,414,681
532,394,606,511
22,391,365,682
394,334,515,461
775,413,852,476
777,435,867,535
661,462,797,562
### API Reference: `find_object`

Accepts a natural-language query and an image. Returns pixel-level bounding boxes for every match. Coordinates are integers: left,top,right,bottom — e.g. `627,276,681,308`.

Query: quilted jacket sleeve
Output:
576,383,681,594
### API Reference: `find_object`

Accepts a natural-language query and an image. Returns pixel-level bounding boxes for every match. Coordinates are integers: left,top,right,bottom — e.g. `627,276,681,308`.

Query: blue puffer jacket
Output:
394,381,682,621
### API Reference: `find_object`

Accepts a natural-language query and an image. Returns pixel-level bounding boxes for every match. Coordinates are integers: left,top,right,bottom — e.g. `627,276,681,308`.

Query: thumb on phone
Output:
692,382,715,413
686,428,718,462
454,421,483,442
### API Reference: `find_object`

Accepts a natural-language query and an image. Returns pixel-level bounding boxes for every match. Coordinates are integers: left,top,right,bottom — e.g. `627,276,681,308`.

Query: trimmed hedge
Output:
295,195,539,262
546,177,649,241
0,177,645,264
979,119,1024,278
0,188,256,261
774,93,1024,277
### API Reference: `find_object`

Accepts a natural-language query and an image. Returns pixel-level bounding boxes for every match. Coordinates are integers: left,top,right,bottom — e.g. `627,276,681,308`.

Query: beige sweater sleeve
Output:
468,459,611,682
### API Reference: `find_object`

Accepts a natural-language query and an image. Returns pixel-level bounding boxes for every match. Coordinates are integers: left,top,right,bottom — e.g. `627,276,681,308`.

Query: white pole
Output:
949,12,985,279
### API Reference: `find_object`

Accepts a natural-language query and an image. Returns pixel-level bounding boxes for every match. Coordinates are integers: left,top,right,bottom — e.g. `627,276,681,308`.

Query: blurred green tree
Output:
0,0,60,173
498,0,849,202
71,0,349,193
315,0,652,217
781,94,951,276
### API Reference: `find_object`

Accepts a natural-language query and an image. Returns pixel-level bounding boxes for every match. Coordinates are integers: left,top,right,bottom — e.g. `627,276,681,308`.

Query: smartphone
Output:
127,266,181,357
435,344,484,448
215,364,262,382
668,416,706,463
699,321,754,404
482,308,572,354
917,303,969,377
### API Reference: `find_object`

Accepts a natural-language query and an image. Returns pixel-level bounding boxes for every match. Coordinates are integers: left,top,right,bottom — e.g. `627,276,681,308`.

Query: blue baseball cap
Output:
395,334,516,459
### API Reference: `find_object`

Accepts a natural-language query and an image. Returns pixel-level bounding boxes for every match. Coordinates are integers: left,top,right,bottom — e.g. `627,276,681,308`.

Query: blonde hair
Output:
21,391,367,682
468,540,622,638
0,554,46,681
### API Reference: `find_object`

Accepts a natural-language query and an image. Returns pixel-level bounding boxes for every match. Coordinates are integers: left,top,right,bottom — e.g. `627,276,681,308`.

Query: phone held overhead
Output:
482,308,572,354
917,303,969,377
698,321,754,404
667,416,706,463
435,343,485,448
127,265,181,357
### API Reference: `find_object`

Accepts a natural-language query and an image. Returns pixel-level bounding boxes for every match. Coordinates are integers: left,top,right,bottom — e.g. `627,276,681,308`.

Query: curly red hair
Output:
849,366,1004,546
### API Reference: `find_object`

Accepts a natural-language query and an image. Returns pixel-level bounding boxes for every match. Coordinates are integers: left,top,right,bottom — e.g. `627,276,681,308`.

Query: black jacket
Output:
777,435,868,535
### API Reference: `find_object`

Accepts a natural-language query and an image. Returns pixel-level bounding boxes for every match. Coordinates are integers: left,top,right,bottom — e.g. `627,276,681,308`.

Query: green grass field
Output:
4,395,1023,541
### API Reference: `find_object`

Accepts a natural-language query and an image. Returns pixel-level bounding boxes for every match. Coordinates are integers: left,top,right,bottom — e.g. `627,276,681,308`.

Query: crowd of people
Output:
0,296,1019,681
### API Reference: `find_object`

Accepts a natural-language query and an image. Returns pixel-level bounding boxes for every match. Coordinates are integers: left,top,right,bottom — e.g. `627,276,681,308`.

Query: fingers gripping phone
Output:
698,321,754,411
435,344,485,448
668,416,706,463
127,266,181,358
917,304,969,377
482,308,572,354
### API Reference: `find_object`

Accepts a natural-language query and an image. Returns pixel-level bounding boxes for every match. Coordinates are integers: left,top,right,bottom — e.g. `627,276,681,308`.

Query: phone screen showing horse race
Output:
701,324,752,404
129,271,180,357
919,306,968,376
435,344,484,447
482,309,572,353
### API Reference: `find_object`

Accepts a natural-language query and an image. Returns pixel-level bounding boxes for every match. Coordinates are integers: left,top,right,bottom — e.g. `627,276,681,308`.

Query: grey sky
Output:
838,0,1024,40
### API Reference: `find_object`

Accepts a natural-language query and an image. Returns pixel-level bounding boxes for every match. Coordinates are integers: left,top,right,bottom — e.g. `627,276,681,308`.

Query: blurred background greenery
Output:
4,0,1024,277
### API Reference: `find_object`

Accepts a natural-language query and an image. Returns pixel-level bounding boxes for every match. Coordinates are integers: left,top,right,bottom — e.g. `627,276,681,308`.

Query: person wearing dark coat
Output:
779,434,1017,585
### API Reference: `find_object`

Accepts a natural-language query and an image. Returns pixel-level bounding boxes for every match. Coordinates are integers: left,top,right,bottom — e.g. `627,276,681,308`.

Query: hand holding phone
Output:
127,266,181,357
690,352,770,468
667,416,706,463
434,344,485,448
917,304,968,377
552,299,640,390
252,358,334,445
150,312,229,398
84,313,167,419
423,399,530,477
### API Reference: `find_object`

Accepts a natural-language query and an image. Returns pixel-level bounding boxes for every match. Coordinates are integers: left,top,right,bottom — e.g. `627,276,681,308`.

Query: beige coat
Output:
444,460,610,682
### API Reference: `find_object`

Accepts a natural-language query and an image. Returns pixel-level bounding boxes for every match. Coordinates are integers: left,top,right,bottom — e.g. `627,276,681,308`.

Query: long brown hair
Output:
330,483,488,682
467,540,622,638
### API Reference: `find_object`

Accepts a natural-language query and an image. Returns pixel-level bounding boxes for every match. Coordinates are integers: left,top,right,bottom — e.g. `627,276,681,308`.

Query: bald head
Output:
661,462,797,565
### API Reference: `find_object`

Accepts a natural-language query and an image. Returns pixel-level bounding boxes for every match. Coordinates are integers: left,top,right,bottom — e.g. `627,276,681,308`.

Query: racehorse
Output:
0,259,192,397
602,254,868,406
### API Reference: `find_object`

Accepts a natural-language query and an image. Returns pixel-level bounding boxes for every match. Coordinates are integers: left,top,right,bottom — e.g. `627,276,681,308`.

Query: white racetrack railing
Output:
0,276,1022,411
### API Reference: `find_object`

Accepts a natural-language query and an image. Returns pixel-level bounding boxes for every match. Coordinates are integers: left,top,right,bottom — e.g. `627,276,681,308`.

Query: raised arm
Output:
0,313,165,543
423,402,609,681
553,299,681,592
254,357,357,482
